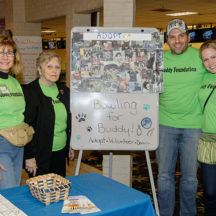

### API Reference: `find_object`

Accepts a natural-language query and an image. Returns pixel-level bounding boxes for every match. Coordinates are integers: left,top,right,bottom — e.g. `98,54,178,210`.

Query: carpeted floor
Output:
82,151,205,216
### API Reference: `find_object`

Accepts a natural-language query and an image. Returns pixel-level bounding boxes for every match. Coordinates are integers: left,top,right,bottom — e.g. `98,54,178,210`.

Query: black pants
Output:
200,162,216,216
49,147,66,177
28,147,66,178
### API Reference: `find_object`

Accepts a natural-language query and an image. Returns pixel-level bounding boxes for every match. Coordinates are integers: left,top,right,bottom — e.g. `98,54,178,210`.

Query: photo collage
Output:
71,31,164,94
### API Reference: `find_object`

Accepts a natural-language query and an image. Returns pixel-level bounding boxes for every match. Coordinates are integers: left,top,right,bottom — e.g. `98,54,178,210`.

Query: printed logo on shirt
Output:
164,67,196,73
201,83,215,89
52,99,61,104
0,85,23,97
0,86,10,94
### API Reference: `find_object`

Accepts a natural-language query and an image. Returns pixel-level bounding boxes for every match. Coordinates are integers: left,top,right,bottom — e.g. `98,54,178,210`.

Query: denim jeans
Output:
0,135,24,189
200,162,216,216
156,125,201,216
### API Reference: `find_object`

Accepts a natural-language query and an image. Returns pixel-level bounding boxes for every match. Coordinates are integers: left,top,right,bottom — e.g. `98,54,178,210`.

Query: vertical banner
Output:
13,36,42,84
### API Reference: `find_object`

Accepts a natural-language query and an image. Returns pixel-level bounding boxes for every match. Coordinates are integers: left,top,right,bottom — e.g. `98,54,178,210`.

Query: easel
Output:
74,149,160,216
70,26,163,216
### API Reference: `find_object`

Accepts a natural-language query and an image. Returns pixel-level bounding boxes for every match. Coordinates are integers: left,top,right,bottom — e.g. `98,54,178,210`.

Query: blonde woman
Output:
198,40,216,216
0,34,25,189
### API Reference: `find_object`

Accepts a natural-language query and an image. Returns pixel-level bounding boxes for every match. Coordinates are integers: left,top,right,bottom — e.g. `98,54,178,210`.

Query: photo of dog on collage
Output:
71,31,164,94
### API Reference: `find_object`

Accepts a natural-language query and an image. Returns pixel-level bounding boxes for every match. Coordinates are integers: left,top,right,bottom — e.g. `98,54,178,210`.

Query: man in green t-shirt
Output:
156,19,206,216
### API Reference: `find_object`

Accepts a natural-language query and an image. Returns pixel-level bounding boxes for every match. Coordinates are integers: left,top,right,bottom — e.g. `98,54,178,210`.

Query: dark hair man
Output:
156,19,206,216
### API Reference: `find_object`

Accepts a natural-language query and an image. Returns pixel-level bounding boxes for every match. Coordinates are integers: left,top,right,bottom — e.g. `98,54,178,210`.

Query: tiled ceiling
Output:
136,0,216,30
41,17,66,39
41,0,216,39
1,0,216,39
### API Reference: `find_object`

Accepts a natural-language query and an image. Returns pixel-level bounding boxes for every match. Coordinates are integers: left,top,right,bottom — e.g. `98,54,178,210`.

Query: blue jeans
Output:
200,162,216,216
0,135,24,189
156,125,201,216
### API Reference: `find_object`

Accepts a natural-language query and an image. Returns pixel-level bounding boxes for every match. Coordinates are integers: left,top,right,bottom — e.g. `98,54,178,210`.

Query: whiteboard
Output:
70,27,163,151
71,92,158,150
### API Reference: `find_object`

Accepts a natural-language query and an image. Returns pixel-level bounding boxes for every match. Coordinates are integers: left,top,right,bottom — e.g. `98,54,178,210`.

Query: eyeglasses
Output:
0,51,15,58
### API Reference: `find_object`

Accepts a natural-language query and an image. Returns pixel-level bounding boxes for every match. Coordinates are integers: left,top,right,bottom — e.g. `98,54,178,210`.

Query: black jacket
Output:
22,79,71,172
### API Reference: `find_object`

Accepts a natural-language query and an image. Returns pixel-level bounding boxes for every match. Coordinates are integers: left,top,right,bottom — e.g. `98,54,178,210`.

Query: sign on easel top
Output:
70,27,164,94
70,27,163,151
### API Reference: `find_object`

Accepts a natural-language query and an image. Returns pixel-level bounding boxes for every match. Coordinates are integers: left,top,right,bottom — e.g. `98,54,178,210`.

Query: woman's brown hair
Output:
0,34,23,75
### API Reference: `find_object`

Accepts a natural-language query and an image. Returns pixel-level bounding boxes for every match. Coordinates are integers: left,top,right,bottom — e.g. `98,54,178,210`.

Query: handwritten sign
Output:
13,36,42,84
83,33,151,41
71,92,158,150
70,27,162,151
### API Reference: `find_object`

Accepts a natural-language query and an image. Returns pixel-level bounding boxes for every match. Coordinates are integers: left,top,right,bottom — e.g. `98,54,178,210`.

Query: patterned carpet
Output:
82,151,204,216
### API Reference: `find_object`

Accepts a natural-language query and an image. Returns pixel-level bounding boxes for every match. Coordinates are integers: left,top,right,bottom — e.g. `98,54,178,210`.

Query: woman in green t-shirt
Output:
23,51,74,177
0,34,25,189
198,40,216,216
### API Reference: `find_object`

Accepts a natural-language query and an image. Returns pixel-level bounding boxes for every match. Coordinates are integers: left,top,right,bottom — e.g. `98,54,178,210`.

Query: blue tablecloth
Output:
0,173,156,216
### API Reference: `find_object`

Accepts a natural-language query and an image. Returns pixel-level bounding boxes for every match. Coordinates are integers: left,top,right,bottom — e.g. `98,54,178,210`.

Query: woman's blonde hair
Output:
36,51,62,71
199,40,216,59
0,34,23,75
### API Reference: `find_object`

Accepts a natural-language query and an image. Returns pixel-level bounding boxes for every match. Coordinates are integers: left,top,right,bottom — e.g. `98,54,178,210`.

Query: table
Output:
0,173,156,216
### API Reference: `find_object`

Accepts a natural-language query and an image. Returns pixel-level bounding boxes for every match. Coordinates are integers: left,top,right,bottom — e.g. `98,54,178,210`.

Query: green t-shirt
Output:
159,47,206,128
199,72,216,133
39,81,67,151
0,76,25,130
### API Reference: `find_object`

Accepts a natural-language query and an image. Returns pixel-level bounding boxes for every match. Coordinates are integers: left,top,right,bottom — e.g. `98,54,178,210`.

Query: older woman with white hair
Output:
23,51,74,177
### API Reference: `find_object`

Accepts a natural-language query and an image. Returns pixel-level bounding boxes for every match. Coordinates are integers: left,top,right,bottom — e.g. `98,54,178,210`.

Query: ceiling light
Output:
166,12,198,16
41,30,56,33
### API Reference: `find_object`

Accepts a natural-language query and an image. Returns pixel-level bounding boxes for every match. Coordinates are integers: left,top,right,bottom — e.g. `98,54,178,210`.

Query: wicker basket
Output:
26,173,71,206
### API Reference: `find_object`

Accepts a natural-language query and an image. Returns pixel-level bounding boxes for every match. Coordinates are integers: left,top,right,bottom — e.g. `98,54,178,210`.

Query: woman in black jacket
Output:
23,51,74,177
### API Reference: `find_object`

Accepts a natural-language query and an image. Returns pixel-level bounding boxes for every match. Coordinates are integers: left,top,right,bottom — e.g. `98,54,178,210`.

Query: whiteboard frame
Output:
70,26,161,151
70,27,161,215
71,26,159,34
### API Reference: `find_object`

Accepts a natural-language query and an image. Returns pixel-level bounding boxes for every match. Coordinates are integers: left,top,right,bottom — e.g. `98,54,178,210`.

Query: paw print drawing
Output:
76,113,87,122
76,134,81,140
87,126,92,132
143,104,150,111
